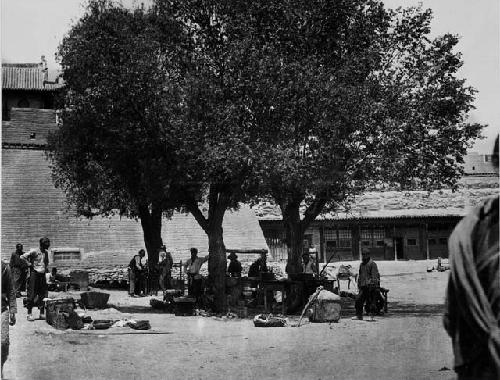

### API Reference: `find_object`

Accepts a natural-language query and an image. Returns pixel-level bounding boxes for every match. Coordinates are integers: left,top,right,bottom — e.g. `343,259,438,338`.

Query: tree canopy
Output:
48,0,483,310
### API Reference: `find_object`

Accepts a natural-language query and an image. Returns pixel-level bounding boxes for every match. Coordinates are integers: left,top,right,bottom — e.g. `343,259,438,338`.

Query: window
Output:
361,228,385,247
325,228,351,249
326,241,337,249
29,133,36,139
53,250,81,262
439,237,448,245
485,155,490,162
407,238,417,246
338,229,352,248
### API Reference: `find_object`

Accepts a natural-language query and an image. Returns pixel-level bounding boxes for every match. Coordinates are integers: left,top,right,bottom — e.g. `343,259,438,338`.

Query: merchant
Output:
9,243,28,297
158,246,173,292
22,237,50,322
129,249,146,297
248,251,268,278
352,248,380,320
1,260,17,376
301,252,317,275
444,136,499,379
184,248,209,301
227,252,242,277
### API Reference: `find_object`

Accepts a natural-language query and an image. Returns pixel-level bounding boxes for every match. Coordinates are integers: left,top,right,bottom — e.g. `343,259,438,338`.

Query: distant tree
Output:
47,0,195,269
230,2,483,273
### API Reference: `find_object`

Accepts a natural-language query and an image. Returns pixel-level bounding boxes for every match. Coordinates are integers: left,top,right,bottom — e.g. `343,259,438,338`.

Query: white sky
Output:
1,0,498,153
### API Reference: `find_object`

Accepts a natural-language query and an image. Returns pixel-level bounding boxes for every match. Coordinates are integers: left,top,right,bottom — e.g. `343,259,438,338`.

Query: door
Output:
394,237,404,259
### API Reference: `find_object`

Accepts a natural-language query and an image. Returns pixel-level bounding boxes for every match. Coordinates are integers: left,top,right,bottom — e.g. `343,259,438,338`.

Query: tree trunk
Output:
282,202,304,275
281,196,328,275
139,204,163,273
207,225,227,313
185,189,228,314
285,218,304,275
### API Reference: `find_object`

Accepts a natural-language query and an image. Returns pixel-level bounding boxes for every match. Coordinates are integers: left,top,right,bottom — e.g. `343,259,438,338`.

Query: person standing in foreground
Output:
353,248,380,320
184,248,209,301
9,243,27,297
129,249,146,297
22,237,50,321
444,137,499,380
1,261,17,376
158,246,174,292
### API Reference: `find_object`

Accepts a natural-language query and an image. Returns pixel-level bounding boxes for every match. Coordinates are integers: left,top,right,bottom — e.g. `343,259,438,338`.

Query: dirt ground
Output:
4,260,456,380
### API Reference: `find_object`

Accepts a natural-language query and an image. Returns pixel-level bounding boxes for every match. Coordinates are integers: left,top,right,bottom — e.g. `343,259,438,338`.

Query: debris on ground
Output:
253,314,287,327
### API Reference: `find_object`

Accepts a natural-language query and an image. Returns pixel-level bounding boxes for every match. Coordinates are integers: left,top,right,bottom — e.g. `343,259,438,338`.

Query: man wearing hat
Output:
158,246,173,292
227,252,242,277
302,252,317,275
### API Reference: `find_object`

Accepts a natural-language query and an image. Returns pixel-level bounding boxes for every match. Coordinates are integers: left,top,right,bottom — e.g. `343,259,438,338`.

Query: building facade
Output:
254,178,498,262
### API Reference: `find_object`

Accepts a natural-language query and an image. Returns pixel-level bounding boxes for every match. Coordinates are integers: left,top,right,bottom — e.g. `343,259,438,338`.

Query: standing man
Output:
444,137,499,379
158,247,174,292
353,248,380,321
9,243,27,297
184,248,209,301
227,252,242,277
1,260,17,376
22,237,50,321
301,252,317,275
129,249,146,297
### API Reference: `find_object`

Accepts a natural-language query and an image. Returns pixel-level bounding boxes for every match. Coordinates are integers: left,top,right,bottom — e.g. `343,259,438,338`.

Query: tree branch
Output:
300,194,328,231
185,198,209,233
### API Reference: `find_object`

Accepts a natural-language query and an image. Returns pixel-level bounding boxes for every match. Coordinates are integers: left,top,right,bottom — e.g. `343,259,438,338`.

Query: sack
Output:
128,320,151,330
67,310,84,330
309,290,342,323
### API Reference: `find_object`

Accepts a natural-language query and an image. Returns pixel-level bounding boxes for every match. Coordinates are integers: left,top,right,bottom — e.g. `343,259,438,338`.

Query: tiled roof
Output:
1,149,268,266
2,63,63,91
463,152,497,175
252,186,499,221
2,108,58,146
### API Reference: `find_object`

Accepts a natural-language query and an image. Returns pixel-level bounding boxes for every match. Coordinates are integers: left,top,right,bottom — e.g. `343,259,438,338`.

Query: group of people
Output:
2,237,52,376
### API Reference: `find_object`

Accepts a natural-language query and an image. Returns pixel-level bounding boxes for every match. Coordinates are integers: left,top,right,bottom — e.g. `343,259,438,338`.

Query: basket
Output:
80,291,110,309
45,298,75,330
173,297,196,316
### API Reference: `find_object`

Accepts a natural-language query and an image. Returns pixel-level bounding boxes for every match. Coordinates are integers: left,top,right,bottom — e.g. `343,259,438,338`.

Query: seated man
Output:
46,268,70,291
248,252,268,278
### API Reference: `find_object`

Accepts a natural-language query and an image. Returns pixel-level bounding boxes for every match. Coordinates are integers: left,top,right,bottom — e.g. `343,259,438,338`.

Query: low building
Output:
253,177,498,262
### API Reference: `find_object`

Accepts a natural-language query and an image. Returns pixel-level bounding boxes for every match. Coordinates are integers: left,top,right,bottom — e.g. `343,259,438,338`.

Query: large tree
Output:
47,1,195,268
228,2,483,273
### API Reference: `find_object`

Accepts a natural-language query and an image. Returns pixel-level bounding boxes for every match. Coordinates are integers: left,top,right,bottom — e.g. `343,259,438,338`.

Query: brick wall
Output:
2,149,269,269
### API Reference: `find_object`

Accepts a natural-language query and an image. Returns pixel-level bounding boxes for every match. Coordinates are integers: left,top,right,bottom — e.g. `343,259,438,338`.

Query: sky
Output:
1,0,498,153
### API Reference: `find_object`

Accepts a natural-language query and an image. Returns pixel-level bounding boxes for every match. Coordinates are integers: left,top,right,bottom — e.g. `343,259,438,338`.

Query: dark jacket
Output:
227,260,242,277
248,258,267,278
358,259,379,288
1,261,17,313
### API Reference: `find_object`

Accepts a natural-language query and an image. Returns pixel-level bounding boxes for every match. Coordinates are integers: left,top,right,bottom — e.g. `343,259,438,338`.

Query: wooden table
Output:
262,280,288,315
